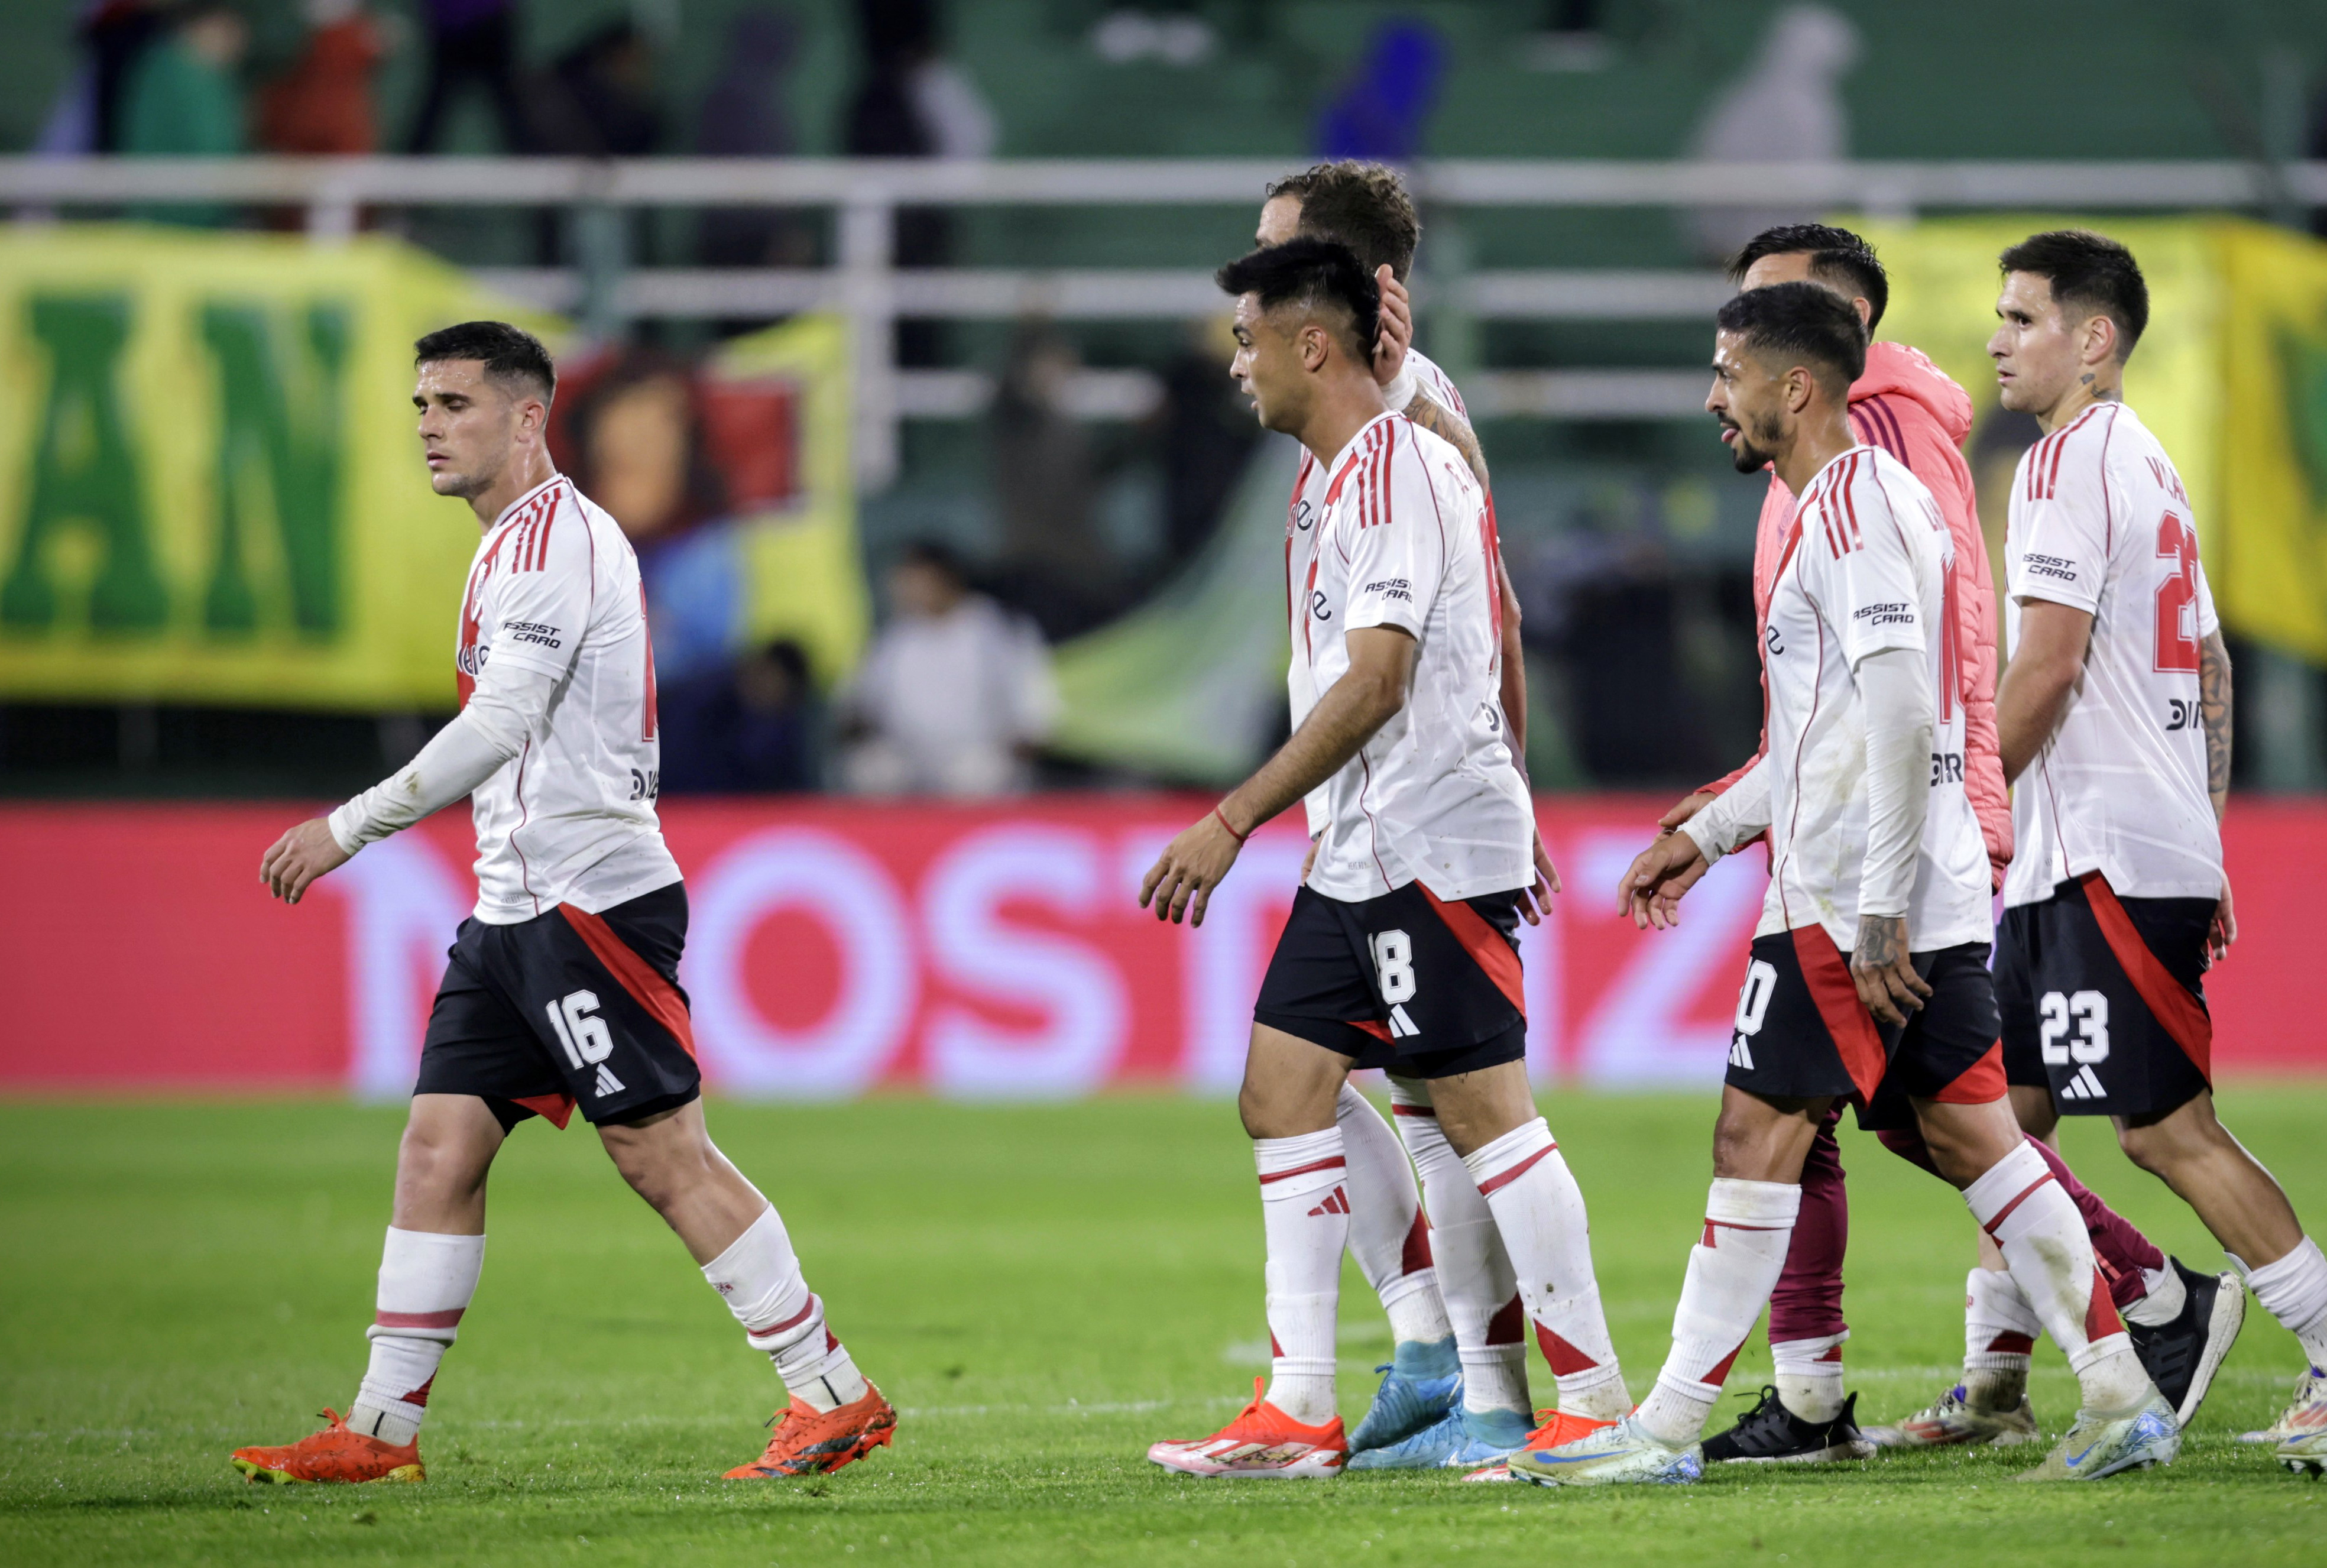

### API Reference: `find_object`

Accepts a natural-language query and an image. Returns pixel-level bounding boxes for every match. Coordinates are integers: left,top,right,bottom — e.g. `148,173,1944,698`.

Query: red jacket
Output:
1702,339,2012,889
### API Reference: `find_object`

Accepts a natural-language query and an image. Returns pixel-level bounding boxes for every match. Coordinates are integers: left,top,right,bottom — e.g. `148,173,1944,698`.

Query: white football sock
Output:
2242,1236,2327,1370
1962,1264,2040,1410
2121,1261,2186,1329
1965,1143,2148,1413
703,1206,868,1413
1255,1127,1349,1426
1771,1332,1846,1424
351,1227,485,1446
1463,1117,1628,1421
1391,1079,1528,1415
1637,1178,1799,1446
1334,1084,1451,1347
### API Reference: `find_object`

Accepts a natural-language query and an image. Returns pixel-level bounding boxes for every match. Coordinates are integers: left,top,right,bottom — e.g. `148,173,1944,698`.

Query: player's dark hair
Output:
414,320,557,404
1729,222,1889,330
1216,238,1380,365
1997,229,2149,359
1268,161,1422,283
1715,280,1868,398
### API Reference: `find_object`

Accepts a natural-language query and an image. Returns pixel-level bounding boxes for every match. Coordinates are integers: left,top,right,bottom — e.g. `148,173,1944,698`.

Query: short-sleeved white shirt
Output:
2002,402,2222,907
1757,446,1990,953
1286,349,1480,838
1295,410,1531,903
455,474,680,924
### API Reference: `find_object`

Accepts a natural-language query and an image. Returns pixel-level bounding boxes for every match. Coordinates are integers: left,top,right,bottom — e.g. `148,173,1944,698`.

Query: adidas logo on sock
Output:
1308,1185,1350,1217
2057,1064,2106,1101
592,1062,627,1098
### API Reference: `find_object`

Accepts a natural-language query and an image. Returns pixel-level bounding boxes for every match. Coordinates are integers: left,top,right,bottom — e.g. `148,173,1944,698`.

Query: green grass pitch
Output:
3,1090,2323,1566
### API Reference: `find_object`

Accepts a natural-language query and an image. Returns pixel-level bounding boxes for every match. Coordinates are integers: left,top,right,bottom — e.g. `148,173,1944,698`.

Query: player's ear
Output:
1298,320,1331,371
2082,311,2118,367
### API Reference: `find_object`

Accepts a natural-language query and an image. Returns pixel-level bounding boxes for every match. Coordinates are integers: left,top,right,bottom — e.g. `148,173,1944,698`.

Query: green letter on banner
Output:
200,302,349,636
2,296,165,631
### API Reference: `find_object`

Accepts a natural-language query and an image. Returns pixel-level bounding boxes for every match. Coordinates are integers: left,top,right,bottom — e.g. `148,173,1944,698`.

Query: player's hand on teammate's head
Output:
1849,914,1931,1027
1515,828,1562,925
1139,812,1246,927
1373,265,1412,388
1616,833,1706,932
260,817,352,906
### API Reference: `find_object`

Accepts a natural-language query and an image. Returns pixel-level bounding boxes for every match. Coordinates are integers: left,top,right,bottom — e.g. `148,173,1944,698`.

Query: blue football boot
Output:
1347,1405,1531,1470
1347,1336,1461,1454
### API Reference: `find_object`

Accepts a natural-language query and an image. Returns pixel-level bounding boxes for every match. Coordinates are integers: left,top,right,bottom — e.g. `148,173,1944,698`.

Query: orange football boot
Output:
1148,1378,1349,1478
724,1382,899,1479
1462,1408,1617,1482
231,1410,424,1485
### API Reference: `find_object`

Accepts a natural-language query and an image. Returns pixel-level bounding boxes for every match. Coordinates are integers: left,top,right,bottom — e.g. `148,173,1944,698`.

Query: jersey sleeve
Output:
2007,432,2110,614
1340,425,1449,641
1811,471,1928,668
482,500,594,682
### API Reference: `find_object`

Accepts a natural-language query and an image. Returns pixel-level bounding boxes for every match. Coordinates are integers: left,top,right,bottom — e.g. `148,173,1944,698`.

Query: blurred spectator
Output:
34,2,168,156
840,541,1056,798
660,640,821,794
1316,18,1447,161
1151,315,1260,571
695,7,818,312
405,0,529,154
1683,5,1860,261
530,20,662,160
844,0,996,364
119,2,248,226
257,0,389,157
989,320,1126,640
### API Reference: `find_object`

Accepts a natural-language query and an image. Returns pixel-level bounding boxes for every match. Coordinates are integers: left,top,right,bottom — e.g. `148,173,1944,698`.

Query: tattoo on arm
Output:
1853,914,1907,968
1403,391,1489,491
2200,630,2233,820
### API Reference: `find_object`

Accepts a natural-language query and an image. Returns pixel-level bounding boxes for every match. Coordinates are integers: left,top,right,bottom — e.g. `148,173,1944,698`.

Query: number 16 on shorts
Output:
545,989,628,1099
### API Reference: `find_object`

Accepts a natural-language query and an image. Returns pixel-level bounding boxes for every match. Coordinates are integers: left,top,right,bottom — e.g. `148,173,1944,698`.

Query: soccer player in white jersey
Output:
1256,161,1573,1473
1527,283,2177,1486
229,323,894,1486
1984,231,2327,1471
1140,240,1628,1479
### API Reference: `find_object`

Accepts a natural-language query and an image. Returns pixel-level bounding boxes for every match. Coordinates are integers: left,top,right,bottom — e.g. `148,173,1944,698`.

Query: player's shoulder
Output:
1405,348,1466,416
2025,401,2137,499
1859,443,1940,513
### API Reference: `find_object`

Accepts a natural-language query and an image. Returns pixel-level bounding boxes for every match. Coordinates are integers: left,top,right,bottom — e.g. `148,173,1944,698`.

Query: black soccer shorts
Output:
1722,926,2005,1132
416,881,702,1130
1254,881,1528,1080
1995,872,2215,1119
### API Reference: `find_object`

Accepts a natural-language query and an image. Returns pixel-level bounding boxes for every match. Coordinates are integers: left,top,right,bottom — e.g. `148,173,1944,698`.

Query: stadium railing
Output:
9,157,2323,487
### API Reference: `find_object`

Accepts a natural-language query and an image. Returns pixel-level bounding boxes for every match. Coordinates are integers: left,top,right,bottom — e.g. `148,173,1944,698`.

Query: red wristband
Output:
1212,805,1249,843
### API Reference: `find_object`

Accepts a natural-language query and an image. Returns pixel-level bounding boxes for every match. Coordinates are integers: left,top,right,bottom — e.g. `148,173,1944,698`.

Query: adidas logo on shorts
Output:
592,1062,626,1099
2057,1064,2107,1101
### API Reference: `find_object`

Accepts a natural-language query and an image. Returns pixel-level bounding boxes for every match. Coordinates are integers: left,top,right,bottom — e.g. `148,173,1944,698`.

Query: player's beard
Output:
1727,410,1785,474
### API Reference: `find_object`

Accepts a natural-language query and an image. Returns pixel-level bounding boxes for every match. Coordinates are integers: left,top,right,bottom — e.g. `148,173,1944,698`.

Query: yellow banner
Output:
0,225,569,710
2213,222,2327,663
712,313,869,687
